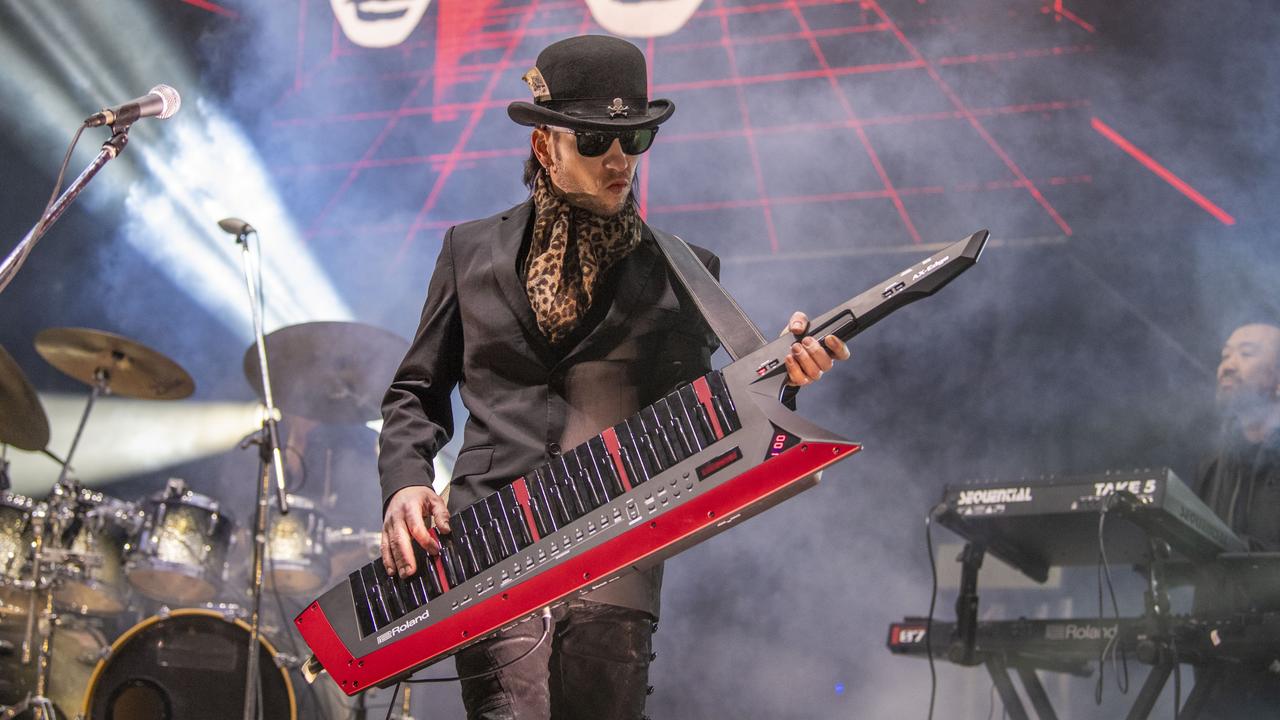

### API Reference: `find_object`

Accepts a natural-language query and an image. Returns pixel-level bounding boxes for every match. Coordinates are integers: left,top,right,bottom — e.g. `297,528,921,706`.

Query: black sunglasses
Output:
543,126,659,157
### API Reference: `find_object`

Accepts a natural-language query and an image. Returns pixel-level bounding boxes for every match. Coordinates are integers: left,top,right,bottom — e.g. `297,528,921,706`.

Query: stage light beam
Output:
0,2,353,336
5,394,268,494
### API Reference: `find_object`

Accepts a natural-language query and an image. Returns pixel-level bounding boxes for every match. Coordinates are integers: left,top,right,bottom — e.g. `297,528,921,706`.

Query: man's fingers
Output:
392,524,418,578
429,500,452,536
405,506,436,556
784,352,810,386
786,311,807,336
380,533,395,576
824,334,851,361
802,336,835,372
791,341,823,379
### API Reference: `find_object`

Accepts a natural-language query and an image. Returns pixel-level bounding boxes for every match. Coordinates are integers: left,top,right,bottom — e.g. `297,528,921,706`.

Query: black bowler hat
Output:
507,35,674,131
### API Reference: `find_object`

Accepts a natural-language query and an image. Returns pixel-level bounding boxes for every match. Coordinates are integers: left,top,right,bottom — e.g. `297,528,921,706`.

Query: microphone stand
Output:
0,126,130,295
230,224,290,720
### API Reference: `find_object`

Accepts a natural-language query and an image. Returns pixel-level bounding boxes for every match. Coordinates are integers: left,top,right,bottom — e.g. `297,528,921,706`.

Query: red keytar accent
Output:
297,440,860,693
427,529,450,592
691,377,725,439
600,427,633,491
512,477,541,542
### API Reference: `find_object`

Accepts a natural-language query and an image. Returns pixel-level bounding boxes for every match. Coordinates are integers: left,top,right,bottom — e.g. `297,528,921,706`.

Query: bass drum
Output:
80,609,295,720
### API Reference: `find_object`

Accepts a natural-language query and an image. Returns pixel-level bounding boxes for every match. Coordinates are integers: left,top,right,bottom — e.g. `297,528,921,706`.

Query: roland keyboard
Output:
889,612,1280,669
296,230,989,695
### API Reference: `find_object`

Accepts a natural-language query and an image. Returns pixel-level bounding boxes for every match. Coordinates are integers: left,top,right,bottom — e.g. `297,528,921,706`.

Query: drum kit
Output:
0,322,409,720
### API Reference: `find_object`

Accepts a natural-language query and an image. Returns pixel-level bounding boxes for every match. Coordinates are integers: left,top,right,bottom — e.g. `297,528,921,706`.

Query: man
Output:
1190,322,1280,718
1198,323,1280,552
376,35,848,719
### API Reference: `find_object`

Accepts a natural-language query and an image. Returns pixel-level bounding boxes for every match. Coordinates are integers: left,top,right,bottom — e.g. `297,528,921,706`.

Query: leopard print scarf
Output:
524,171,642,345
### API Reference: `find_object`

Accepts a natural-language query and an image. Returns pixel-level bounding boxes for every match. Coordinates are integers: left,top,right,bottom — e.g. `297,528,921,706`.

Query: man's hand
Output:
381,485,451,579
782,311,851,386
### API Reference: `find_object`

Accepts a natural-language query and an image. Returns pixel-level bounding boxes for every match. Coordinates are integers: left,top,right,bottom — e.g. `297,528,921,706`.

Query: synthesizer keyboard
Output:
938,468,1246,582
888,612,1280,671
296,230,989,695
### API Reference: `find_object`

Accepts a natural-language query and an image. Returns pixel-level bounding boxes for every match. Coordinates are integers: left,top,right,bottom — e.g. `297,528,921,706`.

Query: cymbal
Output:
0,344,51,451
242,321,408,424
34,328,195,400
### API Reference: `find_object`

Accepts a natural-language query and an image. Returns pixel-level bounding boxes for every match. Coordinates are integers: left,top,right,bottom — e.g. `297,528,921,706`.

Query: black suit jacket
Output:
378,200,720,612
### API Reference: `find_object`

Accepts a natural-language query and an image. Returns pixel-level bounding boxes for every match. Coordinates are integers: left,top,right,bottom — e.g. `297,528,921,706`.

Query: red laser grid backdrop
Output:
252,0,1235,282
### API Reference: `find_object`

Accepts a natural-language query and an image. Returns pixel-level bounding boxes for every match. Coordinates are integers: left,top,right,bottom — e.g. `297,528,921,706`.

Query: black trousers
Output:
455,600,655,720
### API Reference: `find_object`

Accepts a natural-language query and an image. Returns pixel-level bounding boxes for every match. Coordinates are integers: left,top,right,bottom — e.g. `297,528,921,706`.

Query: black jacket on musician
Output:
377,199,720,616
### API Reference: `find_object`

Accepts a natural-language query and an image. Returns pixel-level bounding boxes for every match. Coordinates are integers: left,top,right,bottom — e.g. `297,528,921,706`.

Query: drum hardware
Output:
53,368,106,490
1,510,58,720
27,328,194,616
0,696,54,720
235,319,408,715
0,492,39,614
174,600,246,623
0,465,142,718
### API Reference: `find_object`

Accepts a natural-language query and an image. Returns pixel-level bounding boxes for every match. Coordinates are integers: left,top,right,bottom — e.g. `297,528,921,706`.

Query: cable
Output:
923,504,944,720
383,682,400,720
1171,636,1182,719
1094,493,1130,705
283,445,308,493
408,607,555,684
42,123,89,219
0,122,88,291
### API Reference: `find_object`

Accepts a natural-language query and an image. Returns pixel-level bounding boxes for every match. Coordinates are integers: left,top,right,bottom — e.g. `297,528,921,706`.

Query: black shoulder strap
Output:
651,230,765,361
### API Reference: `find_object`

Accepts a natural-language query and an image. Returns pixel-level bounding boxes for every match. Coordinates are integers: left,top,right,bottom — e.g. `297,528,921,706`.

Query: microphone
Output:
218,217,256,236
85,85,181,128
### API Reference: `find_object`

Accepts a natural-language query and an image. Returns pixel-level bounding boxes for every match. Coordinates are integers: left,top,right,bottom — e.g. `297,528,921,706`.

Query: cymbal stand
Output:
55,367,110,487
231,222,289,720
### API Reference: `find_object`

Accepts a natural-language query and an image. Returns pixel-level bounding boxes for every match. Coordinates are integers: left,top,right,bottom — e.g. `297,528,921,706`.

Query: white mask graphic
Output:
585,0,704,38
330,0,433,48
